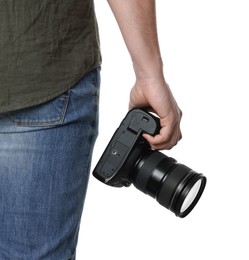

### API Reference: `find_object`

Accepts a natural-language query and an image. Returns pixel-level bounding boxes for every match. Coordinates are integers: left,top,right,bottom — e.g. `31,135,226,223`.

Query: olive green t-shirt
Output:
0,0,101,113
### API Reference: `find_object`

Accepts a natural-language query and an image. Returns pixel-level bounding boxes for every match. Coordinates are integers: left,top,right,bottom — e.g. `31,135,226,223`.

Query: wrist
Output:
133,55,164,80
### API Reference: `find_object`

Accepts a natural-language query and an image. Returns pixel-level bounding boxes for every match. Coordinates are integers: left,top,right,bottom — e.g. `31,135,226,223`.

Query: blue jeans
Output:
0,68,100,259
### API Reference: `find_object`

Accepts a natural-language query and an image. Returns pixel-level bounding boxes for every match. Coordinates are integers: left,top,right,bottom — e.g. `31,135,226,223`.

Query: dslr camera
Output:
93,109,206,218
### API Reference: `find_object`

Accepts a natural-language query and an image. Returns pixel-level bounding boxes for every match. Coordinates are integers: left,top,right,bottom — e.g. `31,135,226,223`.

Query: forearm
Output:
107,0,163,80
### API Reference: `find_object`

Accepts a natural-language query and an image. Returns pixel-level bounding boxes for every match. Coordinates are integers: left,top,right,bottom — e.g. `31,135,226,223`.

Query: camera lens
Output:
133,150,206,218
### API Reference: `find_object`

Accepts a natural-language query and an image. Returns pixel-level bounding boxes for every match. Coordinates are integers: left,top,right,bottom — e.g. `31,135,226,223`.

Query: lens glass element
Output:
180,179,202,213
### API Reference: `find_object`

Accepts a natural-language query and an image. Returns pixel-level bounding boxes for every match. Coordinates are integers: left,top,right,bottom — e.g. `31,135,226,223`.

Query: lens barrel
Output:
133,150,206,218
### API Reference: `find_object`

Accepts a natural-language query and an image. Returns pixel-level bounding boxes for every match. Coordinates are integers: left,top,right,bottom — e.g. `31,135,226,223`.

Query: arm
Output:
107,0,182,150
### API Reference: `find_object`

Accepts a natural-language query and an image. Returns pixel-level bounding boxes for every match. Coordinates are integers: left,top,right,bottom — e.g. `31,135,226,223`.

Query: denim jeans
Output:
0,68,100,259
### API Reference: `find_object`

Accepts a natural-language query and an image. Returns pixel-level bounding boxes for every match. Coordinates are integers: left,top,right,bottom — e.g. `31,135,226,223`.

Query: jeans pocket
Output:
5,93,70,127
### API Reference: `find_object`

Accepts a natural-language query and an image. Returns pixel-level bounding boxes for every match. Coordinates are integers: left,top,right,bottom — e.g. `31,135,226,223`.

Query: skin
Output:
107,0,182,150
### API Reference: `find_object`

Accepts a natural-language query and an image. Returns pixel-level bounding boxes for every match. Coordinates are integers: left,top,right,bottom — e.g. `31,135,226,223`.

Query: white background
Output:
78,1,249,259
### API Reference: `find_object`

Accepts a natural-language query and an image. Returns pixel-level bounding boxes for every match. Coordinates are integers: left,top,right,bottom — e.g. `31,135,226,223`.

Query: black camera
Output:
93,109,206,218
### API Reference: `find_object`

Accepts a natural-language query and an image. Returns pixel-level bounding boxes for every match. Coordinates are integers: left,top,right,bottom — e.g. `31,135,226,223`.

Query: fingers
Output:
144,132,181,150
143,115,182,150
143,127,182,150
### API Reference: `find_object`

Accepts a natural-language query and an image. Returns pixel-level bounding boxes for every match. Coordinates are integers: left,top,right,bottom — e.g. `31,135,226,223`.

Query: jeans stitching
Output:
6,95,70,127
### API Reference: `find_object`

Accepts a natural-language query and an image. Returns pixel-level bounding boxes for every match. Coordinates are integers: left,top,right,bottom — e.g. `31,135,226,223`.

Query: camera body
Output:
93,109,206,218
93,108,160,187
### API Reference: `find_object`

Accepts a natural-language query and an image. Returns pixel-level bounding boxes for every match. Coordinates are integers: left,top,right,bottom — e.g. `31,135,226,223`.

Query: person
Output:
0,0,182,259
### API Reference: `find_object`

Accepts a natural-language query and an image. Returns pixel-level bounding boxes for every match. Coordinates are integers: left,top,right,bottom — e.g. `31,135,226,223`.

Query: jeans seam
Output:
7,95,70,127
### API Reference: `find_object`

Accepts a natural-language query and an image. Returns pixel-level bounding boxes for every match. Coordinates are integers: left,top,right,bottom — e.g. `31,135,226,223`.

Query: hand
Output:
129,77,182,150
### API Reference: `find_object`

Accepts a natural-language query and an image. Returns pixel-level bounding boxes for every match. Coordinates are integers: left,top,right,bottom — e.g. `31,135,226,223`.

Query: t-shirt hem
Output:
0,64,101,114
